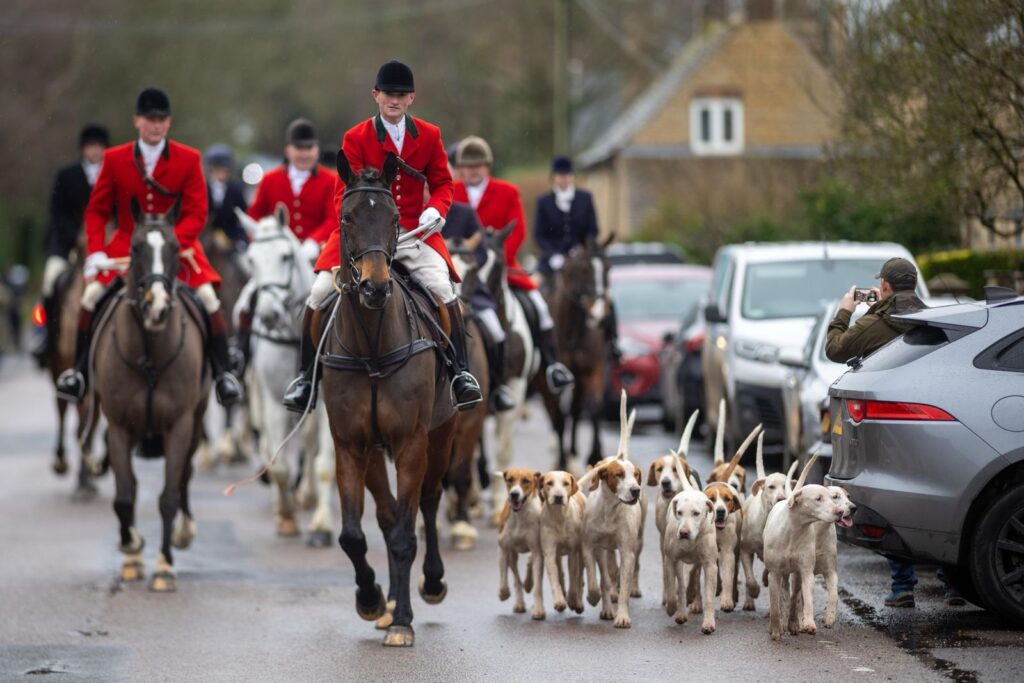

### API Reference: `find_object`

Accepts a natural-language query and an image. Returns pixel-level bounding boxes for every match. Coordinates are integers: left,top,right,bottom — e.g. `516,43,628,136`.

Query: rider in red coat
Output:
282,60,482,413
452,136,574,393
56,87,242,406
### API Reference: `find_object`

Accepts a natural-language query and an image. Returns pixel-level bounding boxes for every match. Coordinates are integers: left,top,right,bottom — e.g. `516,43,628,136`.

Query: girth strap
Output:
320,338,436,373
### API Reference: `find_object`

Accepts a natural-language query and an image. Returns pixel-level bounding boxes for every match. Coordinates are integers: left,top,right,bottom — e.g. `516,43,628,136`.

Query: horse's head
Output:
479,221,515,308
563,233,614,326
336,152,400,310
129,196,180,331
236,203,308,332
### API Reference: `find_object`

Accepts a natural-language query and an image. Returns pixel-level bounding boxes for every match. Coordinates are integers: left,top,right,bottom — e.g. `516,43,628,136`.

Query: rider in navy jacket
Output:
533,156,598,276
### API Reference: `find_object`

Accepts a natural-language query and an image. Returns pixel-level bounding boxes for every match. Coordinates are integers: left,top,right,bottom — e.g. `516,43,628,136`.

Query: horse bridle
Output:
339,185,400,294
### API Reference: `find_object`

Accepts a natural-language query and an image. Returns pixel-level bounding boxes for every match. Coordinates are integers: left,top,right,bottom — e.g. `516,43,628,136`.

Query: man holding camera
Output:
824,257,925,363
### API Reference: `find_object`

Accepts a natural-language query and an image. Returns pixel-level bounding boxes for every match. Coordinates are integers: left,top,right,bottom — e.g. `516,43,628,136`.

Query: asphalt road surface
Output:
1,355,1021,682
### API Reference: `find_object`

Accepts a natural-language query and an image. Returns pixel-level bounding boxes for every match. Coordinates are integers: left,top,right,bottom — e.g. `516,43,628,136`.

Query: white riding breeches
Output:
307,243,456,309
527,289,554,331
42,256,69,297
81,279,221,314
475,306,506,344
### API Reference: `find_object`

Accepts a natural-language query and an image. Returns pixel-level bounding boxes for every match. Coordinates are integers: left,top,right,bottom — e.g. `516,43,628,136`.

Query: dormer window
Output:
690,97,744,155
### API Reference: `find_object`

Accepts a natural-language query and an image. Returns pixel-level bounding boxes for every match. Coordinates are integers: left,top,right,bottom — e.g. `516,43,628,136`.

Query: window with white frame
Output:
690,97,744,155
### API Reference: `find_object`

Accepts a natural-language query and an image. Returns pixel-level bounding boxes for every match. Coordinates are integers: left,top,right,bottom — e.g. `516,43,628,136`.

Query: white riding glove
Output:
300,239,320,263
83,251,110,281
418,207,445,237
549,253,566,270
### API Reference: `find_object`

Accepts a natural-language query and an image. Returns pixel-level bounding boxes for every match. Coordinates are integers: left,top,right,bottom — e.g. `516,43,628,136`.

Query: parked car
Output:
826,289,1024,623
606,242,685,267
606,264,711,414
659,305,707,435
702,241,929,454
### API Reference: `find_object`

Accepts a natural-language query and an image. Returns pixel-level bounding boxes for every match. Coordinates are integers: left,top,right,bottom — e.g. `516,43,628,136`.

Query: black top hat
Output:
136,87,171,117
375,60,415,93
79,124,110,148
286,118,318,146
551,155,573,174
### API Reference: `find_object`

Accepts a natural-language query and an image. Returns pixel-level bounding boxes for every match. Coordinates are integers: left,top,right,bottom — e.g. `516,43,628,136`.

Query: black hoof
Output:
71,482,98,503
419,576,448,604
52,458,69,476
356,584,387,621
307,530,332,548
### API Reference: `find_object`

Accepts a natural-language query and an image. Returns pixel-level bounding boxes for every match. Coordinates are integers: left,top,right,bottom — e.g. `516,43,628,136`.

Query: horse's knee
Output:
338,528,368,558
389,527,417,564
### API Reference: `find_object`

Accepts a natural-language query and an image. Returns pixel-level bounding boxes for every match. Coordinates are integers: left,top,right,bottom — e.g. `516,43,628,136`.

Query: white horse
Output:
235,205,334,545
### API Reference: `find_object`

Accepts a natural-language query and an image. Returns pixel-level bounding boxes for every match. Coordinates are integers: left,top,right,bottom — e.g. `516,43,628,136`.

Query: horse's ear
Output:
496,220,516,243
130,196,143,225
165,196,182,226
381,152,399,187
274,202,289,228
336,151,355,186
234,207,259,239
600,231,615,249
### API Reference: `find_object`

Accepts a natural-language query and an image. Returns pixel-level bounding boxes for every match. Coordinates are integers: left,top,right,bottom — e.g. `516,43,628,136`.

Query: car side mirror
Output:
778,348,809,369
704,303,727,324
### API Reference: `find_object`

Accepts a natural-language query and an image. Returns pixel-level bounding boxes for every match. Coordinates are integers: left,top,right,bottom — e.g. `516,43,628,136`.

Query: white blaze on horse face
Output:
145,230,169,321
478,249,496,289
591,257,605,297
588,256,606,325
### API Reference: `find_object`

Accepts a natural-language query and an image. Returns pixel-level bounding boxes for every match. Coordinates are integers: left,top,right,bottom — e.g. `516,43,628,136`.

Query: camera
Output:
853,288,878,304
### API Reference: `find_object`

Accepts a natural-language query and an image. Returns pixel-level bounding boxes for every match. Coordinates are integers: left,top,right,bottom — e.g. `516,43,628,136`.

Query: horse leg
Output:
307,404,335,548
151,418,193,593
172,453,197,551
491,408,516,526
539,381,568,472
298,413,319,511
586,372,604,466
53,396,69,475
264,395,297,537
71,401,98,502
362,454,398,629
383,428,430,647
108,425,144,582
419,418,455,602
336,444,387,623
448,424,477,551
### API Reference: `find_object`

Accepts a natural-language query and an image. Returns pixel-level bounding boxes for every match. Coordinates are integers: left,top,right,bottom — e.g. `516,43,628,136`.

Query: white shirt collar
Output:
465,178,488,210
287,165,312,195
138,137,166,176
381,116,406,153
554,185,576,213
210,178,227,206
82,159,102,186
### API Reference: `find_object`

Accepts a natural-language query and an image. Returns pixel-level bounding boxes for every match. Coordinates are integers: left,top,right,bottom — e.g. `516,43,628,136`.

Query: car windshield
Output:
742,259,882,320
613,278,708,322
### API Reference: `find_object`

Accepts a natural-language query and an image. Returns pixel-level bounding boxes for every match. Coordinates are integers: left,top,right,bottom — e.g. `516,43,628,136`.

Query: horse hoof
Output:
172,523,196,550
355,584,387,621
375,601,396,630
52,458,69,476
382,625,414,647
118,529,145,555
452,535,475,551
84,456,105,477
419,576,447,605
149,571,176,593
120,558,145,582
276,518,300,537
307,530,332,548
71,483,98,503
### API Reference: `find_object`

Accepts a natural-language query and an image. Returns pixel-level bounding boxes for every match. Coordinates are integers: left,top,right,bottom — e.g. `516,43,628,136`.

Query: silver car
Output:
826,289,1024,624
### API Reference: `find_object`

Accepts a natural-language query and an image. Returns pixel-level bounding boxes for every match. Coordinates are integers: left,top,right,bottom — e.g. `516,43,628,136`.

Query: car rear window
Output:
854,325,950,371
741,259,881,320
613,279,709,322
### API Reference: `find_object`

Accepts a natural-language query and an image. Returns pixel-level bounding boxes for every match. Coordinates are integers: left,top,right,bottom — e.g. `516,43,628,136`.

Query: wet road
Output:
1,355,1020,682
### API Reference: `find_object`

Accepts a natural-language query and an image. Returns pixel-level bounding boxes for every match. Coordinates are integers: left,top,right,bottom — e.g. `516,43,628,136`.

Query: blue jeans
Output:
888,559,953,594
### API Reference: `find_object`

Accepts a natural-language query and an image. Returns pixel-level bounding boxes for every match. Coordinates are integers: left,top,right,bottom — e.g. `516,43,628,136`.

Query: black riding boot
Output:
446,301,483,411
490,340,515,412
55,308,93,402
208,309,243,407
539,327,575,393
236,308,253,374
282,306,317,414
31,295,57,367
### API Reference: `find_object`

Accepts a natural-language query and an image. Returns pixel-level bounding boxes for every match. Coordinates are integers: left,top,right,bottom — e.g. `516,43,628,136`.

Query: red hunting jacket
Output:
315,114,457,280
453,178,537,291
84,139,218,287
247,164,339,244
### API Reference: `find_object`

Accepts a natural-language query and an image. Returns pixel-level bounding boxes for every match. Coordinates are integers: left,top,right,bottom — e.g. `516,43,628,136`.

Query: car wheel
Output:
968,483,1024,624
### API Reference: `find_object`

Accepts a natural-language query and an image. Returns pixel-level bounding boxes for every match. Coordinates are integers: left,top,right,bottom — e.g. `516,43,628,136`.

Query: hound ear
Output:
336,152,355,186
534,472,544,501
752,479,765,496
589,468,604,492
647,461,658,487
600,231,615,249
234,207,259,239
274,202,289,228
381,152,399,187
130,196,143,224
569,474,579,497
706,499,714,513
788,489,803,508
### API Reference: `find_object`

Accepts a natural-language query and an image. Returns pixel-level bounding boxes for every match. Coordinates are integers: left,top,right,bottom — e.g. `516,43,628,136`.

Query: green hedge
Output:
917,248,1024,298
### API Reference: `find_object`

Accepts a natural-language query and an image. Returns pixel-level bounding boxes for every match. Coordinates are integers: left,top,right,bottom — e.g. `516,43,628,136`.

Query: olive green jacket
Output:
825,290,926,363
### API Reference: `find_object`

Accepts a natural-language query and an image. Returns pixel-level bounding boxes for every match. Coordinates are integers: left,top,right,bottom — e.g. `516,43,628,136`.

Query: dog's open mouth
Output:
510,499,524,512
661,490,675,500
714,518,727,529
838,515,854,528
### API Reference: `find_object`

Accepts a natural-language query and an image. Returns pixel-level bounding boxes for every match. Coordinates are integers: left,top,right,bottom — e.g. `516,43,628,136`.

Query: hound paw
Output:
599,607,614,621
674,611,688,625
513,602,526,614
743,599,756,611
498,586,510,601
531,608,546,621
553,598,567,613
701,622,716,635
614,613,631,629
800,623,817,636
721,599,735,613
587,590,601,607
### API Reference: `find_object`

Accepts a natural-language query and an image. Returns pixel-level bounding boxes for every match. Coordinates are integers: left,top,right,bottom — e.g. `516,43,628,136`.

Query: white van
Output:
701,242,928,453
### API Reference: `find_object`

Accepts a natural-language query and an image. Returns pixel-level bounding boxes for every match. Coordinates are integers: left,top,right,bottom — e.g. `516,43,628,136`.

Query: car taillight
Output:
858,524,887,539
846,399,954,424
32,303,45,327
685,333,705,353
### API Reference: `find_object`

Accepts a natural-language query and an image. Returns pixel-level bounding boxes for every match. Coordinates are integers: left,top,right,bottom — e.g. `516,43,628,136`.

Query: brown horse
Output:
45,240,103,498
92,199,210,592
540,237,614,469
321,154,456,647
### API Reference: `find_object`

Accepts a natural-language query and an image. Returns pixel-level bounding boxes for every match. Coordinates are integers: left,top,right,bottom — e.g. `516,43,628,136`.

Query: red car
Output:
606,264,713,414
